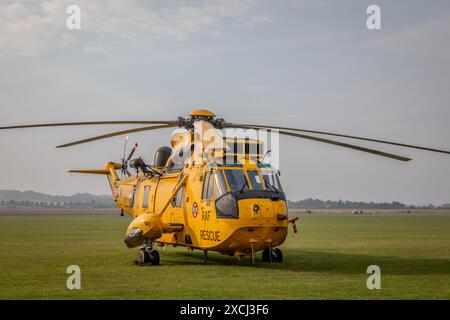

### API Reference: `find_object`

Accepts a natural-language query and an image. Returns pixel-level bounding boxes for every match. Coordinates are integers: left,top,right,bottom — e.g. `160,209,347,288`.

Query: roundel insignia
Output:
192,202,198,218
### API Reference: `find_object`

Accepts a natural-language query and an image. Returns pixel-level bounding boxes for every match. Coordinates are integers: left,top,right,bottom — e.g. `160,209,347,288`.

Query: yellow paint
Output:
189,109,216,117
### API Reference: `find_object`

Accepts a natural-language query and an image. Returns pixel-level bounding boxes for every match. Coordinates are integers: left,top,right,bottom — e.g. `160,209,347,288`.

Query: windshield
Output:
247,170,264,190
261,170,282,192
221,168,282,192
224,169,249,192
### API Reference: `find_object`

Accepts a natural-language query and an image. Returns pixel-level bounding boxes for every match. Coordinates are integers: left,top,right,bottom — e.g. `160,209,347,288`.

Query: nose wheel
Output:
137,249,160,266
262,247,283,263
136,239,160,266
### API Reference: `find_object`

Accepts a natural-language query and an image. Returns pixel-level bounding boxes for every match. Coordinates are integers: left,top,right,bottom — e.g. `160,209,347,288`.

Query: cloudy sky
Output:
1,0,450,204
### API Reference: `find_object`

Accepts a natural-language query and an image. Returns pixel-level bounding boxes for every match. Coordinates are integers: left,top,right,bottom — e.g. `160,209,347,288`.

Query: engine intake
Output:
154,146,172,168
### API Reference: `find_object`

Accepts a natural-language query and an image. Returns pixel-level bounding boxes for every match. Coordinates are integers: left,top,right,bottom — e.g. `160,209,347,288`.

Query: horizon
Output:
1,188,448,207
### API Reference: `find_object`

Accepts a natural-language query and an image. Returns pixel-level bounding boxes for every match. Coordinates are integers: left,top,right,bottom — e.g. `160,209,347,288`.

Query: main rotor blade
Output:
0,120,176,130
56,124,177,148
228,125,411,161
227,123,450,155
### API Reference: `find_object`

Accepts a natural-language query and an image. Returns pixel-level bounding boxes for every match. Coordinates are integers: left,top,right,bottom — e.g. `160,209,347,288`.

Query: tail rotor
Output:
121,134,138,178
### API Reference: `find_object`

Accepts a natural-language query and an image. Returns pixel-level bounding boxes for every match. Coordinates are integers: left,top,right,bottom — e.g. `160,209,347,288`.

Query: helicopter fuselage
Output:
114,159,289,258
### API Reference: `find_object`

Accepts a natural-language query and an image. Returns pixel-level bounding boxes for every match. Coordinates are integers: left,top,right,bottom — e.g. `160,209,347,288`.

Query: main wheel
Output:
148,250,160,266
262,248,271,262
262,248,283,263
273,248,283,263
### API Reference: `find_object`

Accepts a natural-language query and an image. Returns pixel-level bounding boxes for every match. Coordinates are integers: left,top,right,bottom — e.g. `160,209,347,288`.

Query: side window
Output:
142,186,151,209
172,185,185,208
202,171,211,200
128,190,135,207
206,172,214,200
261,170,283,192
214,170,227,199
202,171,215,200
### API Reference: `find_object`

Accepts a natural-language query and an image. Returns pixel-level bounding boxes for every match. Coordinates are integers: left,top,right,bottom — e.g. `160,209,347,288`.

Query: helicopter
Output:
1,108,449,266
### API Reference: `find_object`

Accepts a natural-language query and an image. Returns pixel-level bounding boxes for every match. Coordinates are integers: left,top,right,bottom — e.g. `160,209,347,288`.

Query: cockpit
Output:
202,165,284,219
218,168,281,193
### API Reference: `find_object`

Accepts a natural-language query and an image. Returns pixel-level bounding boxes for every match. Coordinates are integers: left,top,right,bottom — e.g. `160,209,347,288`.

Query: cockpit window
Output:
214,170,228,198
202,171,214,200
261,170,282,192
224,170,249,192
247,170,264,190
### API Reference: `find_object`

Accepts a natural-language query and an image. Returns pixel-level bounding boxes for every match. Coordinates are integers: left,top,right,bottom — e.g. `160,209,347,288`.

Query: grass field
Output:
0,210,449,299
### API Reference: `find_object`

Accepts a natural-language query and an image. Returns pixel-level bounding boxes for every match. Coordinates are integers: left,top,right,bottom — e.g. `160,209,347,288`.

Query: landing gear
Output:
148,250,160,265
138,249,150,264
136,239,160,266
262,247,283,263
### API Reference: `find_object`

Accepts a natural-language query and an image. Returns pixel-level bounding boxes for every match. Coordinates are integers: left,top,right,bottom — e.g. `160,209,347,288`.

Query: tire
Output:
262,248,272,263
138,249,150,264
148,250,160,266
273,248,283,263
262,248,283,263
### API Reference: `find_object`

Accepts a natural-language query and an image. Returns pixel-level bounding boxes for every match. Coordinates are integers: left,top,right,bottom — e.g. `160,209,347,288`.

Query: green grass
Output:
0,214,449,299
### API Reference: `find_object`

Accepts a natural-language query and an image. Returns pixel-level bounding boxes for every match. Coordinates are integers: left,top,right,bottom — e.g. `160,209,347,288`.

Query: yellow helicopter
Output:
1,108,449,265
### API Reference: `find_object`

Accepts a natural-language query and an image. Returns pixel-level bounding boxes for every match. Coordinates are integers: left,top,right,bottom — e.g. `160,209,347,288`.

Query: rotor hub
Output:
177,109,226,130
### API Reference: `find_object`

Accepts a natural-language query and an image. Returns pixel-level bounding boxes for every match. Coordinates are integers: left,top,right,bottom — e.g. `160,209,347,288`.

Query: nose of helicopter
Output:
237,196,288,221
248,201,274,219
124,227,143,248
220,196,289,256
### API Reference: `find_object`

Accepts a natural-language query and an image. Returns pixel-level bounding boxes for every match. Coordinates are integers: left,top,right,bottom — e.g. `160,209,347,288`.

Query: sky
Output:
0,0,450,205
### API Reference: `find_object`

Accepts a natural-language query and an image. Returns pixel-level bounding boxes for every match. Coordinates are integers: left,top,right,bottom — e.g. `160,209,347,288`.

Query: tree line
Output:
287,198,450,210
0,199,116,208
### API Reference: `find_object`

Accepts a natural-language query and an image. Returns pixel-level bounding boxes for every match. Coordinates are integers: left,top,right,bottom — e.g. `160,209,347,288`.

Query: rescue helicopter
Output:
1,108,449,266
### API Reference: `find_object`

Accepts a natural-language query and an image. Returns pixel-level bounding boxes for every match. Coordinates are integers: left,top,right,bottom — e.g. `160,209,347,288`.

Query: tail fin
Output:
68,162,121,195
